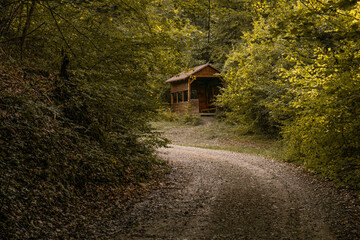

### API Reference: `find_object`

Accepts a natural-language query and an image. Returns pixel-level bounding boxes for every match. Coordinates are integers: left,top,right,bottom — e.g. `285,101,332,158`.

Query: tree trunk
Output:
20,0,36,60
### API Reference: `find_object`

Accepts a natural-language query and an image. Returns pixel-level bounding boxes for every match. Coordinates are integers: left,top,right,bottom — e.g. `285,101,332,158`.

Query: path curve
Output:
114,145,359,239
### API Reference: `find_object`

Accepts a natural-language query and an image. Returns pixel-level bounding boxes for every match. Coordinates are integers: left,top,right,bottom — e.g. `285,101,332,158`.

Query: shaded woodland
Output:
0,0,359,238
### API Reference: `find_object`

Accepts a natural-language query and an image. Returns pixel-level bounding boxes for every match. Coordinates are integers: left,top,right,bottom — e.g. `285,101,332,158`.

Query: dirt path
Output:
112,145,359,239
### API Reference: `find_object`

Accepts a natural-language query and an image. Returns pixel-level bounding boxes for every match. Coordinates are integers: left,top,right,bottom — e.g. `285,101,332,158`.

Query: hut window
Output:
172,93,177,103
184,90,188,102
173,91,189,103
191,90,198,99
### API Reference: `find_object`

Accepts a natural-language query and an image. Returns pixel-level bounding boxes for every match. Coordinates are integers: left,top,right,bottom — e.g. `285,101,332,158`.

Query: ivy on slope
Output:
0,0,192,238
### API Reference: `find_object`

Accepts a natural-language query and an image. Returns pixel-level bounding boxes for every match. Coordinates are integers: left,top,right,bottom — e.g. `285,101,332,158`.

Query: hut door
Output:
197,87,208,112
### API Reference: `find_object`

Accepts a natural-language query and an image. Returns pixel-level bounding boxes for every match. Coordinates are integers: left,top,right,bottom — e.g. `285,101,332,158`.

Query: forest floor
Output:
96,117,360,239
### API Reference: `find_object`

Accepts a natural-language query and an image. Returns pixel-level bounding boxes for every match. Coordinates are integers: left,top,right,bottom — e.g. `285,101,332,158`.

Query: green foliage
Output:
218,18,288,135
158,108,181,122
181,112,204,126
0,0,188,238
270,0,360,188
1,0,360,236
219,0,360,190
158,108,204,126
171,0,255,66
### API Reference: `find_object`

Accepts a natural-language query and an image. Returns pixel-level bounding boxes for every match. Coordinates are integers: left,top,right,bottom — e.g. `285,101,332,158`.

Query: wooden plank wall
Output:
170,80,188,93
171,99,199,113
194,66,219,78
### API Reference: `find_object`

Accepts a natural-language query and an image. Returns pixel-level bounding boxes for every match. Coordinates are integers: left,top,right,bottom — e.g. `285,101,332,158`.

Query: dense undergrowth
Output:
0,0,187,238
0,57,169,239
159,108,204,126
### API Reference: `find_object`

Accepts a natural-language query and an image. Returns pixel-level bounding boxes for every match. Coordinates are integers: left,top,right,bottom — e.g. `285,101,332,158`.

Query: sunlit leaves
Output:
218,0,360,189
270,0,360,188
218,17,286,134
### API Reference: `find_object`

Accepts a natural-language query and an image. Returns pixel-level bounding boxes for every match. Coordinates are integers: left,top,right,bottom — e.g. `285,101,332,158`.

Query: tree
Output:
218,17,289,135
268,0,360,187
0,0,195,237
218,0,360,189
170,0,254,67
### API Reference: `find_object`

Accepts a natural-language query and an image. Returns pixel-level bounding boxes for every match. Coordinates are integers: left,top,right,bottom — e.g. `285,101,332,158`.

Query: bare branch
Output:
20,0,36,61
37,1,102,53
45,1,76,57
0,22,45,44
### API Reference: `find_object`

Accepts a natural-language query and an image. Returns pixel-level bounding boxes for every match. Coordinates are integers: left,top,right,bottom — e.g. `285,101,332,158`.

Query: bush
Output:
158,108,204,126
158,108,181,122
181,113,204,126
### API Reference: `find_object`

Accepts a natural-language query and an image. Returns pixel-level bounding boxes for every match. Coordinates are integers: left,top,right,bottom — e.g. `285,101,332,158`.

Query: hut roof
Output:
165,64,220,83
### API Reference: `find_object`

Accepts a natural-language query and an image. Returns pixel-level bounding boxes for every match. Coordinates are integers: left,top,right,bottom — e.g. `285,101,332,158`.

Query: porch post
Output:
188,78,191,102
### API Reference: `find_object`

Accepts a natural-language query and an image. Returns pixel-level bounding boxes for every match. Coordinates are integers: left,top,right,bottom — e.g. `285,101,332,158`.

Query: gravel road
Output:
114,145,359,239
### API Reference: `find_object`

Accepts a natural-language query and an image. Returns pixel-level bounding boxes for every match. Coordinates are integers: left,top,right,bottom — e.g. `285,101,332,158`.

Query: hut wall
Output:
171,99,199,113
170,80,188,93
194,66,219,78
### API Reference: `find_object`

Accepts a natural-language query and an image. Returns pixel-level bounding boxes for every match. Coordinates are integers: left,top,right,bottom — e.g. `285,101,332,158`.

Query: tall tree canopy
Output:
171,0,255,67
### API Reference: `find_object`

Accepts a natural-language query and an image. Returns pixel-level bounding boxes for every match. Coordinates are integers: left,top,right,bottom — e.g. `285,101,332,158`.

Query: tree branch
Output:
46,1,76,57
20,0,36,61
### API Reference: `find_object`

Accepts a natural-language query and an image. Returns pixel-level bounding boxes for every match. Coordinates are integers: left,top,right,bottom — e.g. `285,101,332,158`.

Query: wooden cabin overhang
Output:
166,64,222,114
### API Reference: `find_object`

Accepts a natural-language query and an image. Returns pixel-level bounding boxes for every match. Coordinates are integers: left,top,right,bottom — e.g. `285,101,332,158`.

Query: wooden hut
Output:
166,64,222,114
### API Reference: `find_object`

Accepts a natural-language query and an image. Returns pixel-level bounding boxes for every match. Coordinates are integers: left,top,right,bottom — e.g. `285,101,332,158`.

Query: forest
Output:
0,0,359,238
